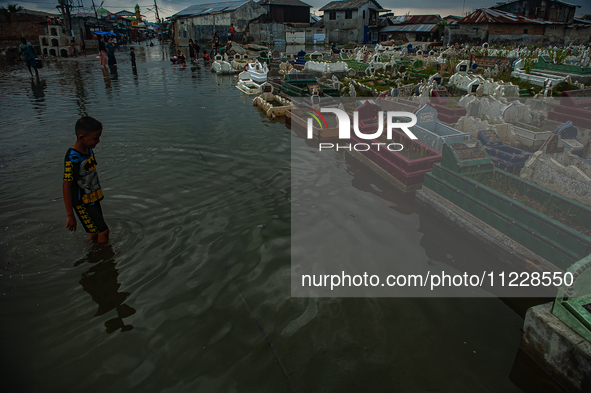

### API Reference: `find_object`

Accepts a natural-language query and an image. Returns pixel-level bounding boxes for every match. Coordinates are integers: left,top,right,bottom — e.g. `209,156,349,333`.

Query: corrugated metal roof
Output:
320,0,386,11
402,14,442,24
386,14,442,25
259,0,311,7
380,24,438,32
492,0,581,10
173,1,251,18
573,18,591,24
459,8,552,24
387,15,406,23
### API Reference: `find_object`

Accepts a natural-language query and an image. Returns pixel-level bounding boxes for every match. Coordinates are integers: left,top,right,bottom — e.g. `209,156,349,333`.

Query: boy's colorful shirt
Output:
64,148,104,206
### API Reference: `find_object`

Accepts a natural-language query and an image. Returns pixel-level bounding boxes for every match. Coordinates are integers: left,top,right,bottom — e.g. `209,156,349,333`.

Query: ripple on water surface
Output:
0,45,557,393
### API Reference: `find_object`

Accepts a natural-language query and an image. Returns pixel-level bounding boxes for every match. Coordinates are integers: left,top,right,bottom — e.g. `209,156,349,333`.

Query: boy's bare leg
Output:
97,228,110,244
84,234,98,243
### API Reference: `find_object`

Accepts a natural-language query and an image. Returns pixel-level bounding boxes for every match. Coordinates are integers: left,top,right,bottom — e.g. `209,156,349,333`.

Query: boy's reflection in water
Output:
75,245,136,334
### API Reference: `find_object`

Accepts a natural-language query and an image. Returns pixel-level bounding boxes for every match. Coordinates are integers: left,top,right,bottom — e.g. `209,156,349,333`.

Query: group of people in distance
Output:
95,35,136,69
97,36,118,67
174,24,236,66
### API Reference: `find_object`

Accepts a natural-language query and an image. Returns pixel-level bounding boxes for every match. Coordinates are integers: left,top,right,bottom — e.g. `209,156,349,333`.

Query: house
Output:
491,0,579,23
171,0,267,45
115,10,136,18
447,6,591,46
74,7,140,41
249,0,314,44
379,14,443,43
443,15,462,23
319,0,389,44
258,0,311,23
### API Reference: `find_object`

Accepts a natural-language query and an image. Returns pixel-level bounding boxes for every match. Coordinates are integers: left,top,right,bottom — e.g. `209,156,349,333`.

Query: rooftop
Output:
319,0,387,12
380,23,438,33
173,1,252,18
258,0,311,7
491,0,581,9
459,8,553,24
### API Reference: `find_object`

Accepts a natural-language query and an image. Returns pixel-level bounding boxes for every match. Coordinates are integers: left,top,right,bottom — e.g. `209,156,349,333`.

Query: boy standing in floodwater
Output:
63,117,109,243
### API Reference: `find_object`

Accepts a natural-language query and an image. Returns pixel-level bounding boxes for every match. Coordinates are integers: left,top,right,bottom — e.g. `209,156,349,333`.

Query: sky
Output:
1,0,590,22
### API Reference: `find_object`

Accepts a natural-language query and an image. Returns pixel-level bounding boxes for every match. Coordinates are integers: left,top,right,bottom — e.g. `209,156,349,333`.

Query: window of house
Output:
523,28,528,34
329,11,336,20
345,10,352,19
363,10,366,19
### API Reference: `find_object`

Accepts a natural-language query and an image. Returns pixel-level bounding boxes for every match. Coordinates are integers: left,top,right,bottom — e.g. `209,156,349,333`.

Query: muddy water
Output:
0,44,562,392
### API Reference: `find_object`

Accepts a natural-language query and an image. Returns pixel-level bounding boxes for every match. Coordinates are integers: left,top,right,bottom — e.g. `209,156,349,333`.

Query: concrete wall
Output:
564,25,591,45
447,22,590,46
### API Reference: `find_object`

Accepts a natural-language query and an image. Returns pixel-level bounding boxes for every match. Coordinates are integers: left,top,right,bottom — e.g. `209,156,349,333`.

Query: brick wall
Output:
447,22,586,46
0,11,47,49
487,23,544,35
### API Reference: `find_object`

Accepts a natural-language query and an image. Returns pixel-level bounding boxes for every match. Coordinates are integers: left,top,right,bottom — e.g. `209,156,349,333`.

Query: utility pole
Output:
154,0,161,41
58,0,72,34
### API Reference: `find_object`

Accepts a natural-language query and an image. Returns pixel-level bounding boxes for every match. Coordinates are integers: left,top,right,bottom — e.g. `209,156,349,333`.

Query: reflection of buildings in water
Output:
101,67,111,89
72,63,87,117
76,245,136,334
108,65,118,78
343,151,415,215
30,78,47,102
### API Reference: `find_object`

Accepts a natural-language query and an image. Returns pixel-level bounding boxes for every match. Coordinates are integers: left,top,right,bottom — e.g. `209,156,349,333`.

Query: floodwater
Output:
0,44,564,392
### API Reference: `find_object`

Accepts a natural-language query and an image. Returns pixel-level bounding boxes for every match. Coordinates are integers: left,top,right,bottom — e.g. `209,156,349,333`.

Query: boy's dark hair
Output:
75,116,102,136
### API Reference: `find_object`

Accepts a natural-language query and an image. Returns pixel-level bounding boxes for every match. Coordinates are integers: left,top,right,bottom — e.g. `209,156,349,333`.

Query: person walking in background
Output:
98,36,107,68
177,50,186,66
106,38,117,66
71,40,77,58
129,47,136,69
230,23,235,40
80,39,86,56
208,32,220,55
19,37,39,78
189,39,196,62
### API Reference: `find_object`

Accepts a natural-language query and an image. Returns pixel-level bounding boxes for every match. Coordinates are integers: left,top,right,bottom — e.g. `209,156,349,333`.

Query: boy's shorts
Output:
74,203,108,234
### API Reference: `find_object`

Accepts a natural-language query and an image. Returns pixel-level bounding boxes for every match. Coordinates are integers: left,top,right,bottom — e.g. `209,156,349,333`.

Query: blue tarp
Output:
93,31,124,37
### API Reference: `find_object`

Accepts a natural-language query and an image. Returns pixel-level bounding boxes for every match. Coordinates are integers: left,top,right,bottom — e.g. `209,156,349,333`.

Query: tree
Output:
1,3,24,12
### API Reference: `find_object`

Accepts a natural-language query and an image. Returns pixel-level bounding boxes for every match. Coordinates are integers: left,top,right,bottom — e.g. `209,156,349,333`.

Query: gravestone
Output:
479,129,503,145
555,121,584,153
502,103,519,123
542,134,565,154
416,104,437,128
561,89,591,109
441,140,493,174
